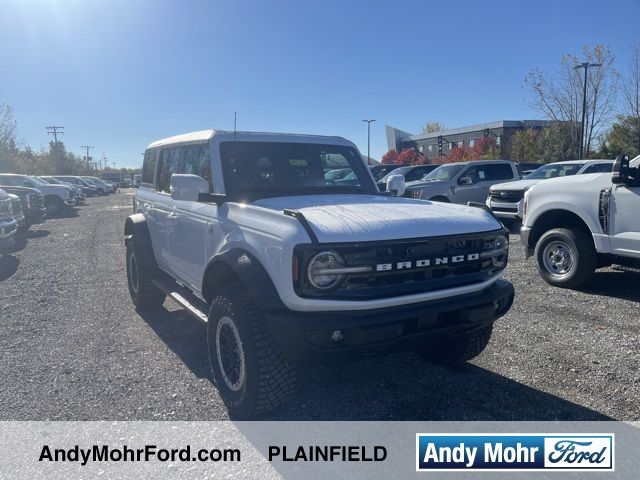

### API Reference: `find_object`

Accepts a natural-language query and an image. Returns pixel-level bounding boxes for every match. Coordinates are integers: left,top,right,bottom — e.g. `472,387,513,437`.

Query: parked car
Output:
82,176,113,195
53,175,98,197
0,185,47,226
377,164,439,191
133,174,141,188
487,160,614,222
521,154,638,288
404,160,519,204
40,176,86,202
0,188,17,251
0,174,76,215
8,194,26,231
125,129,514,418
515,162,543,178
369,164,402,181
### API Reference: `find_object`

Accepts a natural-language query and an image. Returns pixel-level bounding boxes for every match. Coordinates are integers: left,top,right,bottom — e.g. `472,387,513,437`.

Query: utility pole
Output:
81,145,94,171
573,62,602,159
361,119,376,164
46,126,64,146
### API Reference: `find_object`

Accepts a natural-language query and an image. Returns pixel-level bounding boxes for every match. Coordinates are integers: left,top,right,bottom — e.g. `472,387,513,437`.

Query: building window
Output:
418,145,424,153
457,141,463,148
427,145,433,152
448,142,453,149
469,139,475,148
496,136,501,145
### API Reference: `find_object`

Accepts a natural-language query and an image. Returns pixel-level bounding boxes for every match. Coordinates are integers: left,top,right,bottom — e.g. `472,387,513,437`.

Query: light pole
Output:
573,62,602,159
362,119,376,164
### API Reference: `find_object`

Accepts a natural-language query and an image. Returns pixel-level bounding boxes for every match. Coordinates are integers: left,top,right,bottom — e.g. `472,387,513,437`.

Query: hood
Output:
34,184,72,196
0,189,9,200
490,178,542,191
0,185,41,195
252,194,502,243
405,179,447,189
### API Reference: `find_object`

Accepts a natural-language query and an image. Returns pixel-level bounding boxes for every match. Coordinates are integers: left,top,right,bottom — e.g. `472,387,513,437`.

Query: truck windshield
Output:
220,142,376,199
525,163,584,179
423,164,464,181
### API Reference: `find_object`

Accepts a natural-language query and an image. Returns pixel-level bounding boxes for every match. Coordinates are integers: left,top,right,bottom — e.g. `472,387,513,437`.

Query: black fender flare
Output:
124,214,156,264
202,249,285,311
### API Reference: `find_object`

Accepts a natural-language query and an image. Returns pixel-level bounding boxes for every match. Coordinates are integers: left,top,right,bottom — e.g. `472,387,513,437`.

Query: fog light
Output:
330,330,344,342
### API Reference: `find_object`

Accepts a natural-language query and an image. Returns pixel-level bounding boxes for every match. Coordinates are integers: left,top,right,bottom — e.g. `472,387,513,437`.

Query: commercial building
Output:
385,120,556,161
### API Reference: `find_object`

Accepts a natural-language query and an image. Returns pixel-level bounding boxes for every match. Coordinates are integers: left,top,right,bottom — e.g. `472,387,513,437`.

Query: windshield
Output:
370,165,401,181
44,178,63,185
423,164,464,181
525,163,584,179
220,141,376,199
27,176,49,186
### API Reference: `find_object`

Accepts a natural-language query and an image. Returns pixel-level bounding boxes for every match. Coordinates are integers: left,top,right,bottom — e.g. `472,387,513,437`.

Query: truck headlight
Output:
492,234,509,268
307,251,346,290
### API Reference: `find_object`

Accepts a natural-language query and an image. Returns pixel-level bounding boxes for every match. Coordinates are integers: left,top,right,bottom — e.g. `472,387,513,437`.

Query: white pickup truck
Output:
521,154,640,288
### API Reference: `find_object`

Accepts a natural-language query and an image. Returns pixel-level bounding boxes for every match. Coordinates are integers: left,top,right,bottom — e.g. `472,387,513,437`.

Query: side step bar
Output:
152,277,208,323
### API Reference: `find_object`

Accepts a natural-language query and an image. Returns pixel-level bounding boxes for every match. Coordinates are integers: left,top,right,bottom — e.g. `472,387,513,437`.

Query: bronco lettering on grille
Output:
376,253,480,272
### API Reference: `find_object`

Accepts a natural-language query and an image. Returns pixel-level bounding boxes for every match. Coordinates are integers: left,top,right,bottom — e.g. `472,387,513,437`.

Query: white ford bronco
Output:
125,130,514,418
522,154,640,288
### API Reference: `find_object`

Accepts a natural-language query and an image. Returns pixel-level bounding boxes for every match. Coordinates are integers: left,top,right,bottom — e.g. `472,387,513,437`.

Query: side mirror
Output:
458,176,473,185
612,154,630,185
170,174,209,201
386,174,406,197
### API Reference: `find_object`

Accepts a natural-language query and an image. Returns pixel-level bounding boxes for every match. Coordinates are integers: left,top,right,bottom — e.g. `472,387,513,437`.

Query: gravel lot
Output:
1,192,638,421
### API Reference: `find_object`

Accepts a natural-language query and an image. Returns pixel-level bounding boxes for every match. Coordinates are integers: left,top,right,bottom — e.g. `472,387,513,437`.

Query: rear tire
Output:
125,238,165,310
415,326,493,364
534,228,596,288
207,283,296,419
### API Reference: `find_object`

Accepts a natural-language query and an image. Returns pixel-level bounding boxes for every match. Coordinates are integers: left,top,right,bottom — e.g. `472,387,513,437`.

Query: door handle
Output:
167,212,178,220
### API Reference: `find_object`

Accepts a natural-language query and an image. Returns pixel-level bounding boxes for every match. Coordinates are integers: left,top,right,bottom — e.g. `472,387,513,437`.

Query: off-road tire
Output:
45,196,64,215
534,228,596,288
415,325,493,364
125,238,165,310
207,283,296,419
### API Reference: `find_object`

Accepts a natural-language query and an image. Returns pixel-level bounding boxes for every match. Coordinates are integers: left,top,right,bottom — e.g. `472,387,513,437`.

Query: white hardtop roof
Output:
147,129,351,149
548,159,613,165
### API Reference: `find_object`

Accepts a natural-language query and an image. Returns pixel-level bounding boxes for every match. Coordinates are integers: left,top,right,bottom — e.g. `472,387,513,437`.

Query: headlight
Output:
492,234,509,268
307,251,346,290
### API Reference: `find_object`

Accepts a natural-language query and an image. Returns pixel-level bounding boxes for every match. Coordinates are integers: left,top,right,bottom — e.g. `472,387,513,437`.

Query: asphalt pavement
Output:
1,192,638,421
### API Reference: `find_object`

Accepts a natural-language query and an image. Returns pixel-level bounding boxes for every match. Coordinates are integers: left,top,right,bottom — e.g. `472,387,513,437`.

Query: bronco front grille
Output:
11,197,22,214
490,190,524,203
28,193,44,208
294,229,508,300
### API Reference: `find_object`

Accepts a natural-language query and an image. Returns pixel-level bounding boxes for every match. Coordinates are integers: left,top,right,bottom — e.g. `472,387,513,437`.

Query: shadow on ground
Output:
0,255,19,282
137,305,611,422
577,270,640,303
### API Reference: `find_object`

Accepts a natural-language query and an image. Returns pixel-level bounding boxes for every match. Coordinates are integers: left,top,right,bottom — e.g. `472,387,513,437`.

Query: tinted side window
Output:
460,165,487,184
486,164,514,180
156,148,181,193
180,144,212,188
141,149,158,185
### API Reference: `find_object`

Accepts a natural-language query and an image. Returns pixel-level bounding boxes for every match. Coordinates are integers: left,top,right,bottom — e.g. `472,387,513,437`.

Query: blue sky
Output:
1,0,638,168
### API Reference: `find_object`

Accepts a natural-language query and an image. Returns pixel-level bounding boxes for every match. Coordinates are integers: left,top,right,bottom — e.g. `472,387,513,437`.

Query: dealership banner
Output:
0,421,637,479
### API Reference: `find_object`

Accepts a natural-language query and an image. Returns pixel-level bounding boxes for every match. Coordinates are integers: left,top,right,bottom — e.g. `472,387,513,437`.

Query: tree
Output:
621,42,640,153
396,149,427,165
525,45,619,156
420,121,445,134
600,115,640,158
471,137,500,160
381,149,399,164
510,128,541,162
448,145,473,162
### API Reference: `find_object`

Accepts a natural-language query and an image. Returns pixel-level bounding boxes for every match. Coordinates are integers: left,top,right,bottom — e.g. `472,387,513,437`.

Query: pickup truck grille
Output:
489,190,524,203
0,198,12,220
294,229,508,300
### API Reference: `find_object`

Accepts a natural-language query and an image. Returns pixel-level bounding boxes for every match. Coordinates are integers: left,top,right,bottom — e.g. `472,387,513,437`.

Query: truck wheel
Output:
45,197,64,215
125,239,165,310
207,283,296,419
534,228,596,288
415,326,493,364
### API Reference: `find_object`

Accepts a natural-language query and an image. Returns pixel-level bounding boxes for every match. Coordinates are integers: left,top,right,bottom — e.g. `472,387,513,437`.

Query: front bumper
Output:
486,197,524,220
0,217,17,249
264,279,514,364
25,207,47,224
